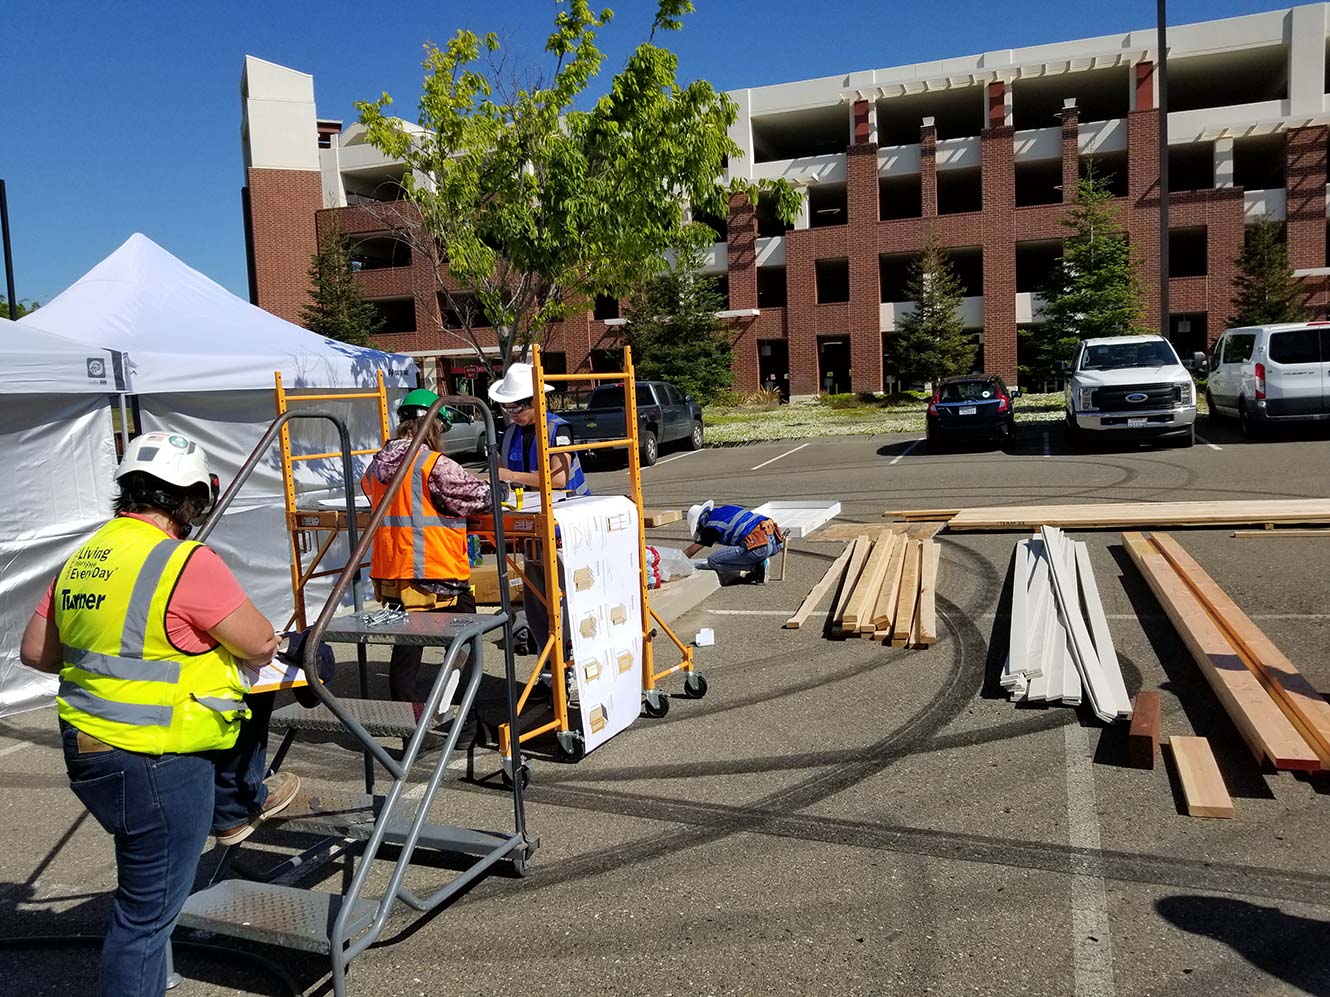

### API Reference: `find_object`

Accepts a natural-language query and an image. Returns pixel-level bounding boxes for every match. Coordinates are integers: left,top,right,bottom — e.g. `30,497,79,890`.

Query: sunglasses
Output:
501,401,532,413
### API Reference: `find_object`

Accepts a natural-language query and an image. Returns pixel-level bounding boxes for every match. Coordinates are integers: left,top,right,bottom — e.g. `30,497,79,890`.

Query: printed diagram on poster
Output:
551,495,643,754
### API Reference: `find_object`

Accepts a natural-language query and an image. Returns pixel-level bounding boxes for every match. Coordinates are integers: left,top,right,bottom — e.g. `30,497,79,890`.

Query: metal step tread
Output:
325,610,498,646
271,698,418,737
178,881,377,955
276,791,519,857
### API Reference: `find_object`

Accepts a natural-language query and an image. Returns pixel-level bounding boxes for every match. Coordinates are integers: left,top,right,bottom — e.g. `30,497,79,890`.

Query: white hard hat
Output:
687,501,714,541
487,362,554,404
118,432,218,511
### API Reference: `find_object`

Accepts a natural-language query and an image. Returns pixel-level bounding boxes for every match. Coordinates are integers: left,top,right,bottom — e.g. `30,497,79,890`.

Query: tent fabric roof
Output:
19,234,416,394
0,316,123,395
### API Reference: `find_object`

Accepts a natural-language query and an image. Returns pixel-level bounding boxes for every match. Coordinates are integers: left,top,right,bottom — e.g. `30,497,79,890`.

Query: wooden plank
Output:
1167,736,1234,818
891,541,922,647
1150,532,1330,769
783,544,853,629
1231,528,1330,538
1128,691,1161,769
882,508,960,522
1122,532,1320,771
944,499,1330,532
830,536,871,632
873,536,910,630
851,533,899,634
643,509,682,527
916,541,941,646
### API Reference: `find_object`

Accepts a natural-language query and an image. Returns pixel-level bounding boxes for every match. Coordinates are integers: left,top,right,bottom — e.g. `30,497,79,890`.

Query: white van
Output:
1207,323,1330,436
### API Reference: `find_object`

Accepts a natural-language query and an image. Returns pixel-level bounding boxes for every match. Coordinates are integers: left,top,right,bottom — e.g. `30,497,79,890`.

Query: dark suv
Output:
925,375,1019,450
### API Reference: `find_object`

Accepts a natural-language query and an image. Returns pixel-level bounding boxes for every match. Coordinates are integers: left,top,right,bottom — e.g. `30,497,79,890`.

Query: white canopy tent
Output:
0,316,121,716
18,233,416,639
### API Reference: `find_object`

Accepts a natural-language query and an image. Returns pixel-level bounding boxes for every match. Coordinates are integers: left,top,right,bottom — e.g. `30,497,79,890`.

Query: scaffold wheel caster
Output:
683,673,708,699
642,693,670,719
511,847,530,878
555,730,586,762
501,762,530,790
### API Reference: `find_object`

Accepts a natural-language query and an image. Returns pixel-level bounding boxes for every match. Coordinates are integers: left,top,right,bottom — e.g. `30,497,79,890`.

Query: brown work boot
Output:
214,772,302,847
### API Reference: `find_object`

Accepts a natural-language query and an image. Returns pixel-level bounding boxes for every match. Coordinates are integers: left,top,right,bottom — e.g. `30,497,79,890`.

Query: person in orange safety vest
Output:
361,389,495,713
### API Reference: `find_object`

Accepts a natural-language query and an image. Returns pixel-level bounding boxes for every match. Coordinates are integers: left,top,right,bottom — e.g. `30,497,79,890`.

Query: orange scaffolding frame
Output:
275,370,391,631
469,345,702,767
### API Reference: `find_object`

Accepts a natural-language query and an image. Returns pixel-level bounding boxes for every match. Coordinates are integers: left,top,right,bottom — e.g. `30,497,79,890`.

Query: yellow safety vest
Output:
54,517,251,754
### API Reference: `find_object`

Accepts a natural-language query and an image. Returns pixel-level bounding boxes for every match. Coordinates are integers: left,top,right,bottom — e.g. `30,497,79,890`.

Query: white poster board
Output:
552,496,643,753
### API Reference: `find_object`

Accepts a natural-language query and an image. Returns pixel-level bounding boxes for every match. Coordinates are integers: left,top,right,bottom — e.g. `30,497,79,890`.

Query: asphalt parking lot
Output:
3,415,1330,997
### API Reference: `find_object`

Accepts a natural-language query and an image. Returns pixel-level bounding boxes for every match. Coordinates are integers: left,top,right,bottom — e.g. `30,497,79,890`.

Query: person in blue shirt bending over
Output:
684,500,785,584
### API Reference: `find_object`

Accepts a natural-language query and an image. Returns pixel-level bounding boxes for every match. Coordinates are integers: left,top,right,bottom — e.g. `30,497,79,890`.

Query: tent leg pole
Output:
118,394,132,452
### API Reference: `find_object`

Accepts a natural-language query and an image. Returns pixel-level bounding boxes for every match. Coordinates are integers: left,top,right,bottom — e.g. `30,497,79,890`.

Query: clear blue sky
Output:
3,0,1284,305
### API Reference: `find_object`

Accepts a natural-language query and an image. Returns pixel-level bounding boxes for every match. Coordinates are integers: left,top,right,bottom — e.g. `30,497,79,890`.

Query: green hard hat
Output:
397,388,451,428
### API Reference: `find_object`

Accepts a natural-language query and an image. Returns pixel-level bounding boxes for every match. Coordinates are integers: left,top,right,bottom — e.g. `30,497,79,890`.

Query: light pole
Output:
0,180,15,320
1157,0,1170,336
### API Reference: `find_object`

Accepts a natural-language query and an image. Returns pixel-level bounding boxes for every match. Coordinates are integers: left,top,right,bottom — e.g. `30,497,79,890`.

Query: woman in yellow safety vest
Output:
20,432,289,997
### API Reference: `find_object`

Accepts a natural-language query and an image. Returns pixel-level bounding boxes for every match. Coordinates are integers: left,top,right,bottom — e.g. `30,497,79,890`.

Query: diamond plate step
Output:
178,881,377,955
276,792,525,859
271,699,418,737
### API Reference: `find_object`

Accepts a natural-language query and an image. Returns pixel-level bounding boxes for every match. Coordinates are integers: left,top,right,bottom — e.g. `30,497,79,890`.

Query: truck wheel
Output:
640,430,659,466
1174,426,1195,448
1239,399,1260,439
688,421,704,451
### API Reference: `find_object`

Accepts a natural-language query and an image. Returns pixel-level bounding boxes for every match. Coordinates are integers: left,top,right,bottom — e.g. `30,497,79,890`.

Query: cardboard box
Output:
470,563,524,606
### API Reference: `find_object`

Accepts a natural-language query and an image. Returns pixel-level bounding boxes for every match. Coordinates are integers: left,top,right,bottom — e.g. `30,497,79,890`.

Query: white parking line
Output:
888,440,920,466
1043,433,1052,457
1065,724,1116,997
750,443,809,471
1195,433,1223,451
655,449,703,466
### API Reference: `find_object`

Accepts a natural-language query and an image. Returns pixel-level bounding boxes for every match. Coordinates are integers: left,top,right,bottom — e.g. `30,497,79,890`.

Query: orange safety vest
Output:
361,449,469,581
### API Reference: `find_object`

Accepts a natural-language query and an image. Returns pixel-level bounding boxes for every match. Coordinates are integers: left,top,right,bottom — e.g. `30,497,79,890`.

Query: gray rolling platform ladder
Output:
174,398,533,997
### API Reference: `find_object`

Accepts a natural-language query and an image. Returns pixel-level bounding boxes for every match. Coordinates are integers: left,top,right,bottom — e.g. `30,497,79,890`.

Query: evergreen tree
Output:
622,245,732,402
1229,218,1309,327
887,238,975,385
301,235,384,346
1033,173,1148,377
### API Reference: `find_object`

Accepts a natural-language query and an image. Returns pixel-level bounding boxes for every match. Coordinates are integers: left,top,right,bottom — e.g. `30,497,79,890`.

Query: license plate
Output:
958,406,977,416
1127,417,1148,427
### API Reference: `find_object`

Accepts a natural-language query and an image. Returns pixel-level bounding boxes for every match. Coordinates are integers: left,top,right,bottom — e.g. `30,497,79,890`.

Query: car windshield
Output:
1080,341,1178,371
939,381,998,402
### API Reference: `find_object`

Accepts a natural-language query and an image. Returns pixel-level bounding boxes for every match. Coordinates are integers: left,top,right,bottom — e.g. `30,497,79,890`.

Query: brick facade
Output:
249,52,1302,393
244,168,324,324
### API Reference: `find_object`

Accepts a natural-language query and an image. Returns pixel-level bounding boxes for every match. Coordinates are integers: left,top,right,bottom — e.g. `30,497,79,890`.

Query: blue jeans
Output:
707,535,781,580
60,721,214,997
208,691,274,834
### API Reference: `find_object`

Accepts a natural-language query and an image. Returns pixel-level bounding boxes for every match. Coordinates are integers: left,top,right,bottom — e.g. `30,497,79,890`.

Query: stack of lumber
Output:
1123,531,1328,772
783,531,940,648
1002,527,1132,722
884,499,1330,532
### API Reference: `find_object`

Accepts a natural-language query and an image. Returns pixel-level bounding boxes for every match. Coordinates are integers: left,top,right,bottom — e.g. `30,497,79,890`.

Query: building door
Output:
1168,314,1207,358
818,337,851,394
758,340,790,400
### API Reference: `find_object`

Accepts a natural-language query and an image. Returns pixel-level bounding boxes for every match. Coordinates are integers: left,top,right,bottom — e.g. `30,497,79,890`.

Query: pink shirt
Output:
36,514,249,654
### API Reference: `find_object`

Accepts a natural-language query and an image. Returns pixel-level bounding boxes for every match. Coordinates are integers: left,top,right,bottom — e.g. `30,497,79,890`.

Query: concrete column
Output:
921,117,938,218
793,188,811,230
1061,100,1080,202
1289,4,1329,118
727,89,754,182
1213,138,1235,189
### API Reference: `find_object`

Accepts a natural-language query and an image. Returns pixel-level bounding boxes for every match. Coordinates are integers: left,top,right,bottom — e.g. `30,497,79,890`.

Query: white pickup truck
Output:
1062,335,1203,449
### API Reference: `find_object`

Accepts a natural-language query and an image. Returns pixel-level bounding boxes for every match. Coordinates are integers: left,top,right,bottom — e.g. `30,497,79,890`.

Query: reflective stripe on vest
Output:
501,415,590,497
55,517,249,754
706,504,765,547
362,448,469,581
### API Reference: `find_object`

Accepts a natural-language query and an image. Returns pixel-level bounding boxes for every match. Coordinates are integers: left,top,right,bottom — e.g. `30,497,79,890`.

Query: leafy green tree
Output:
887,239,975,385
1229,218,1309,327
1,296,39,319
1032,173,1148,375
300,234,384,346
355,0,801,368
622,245,731,401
